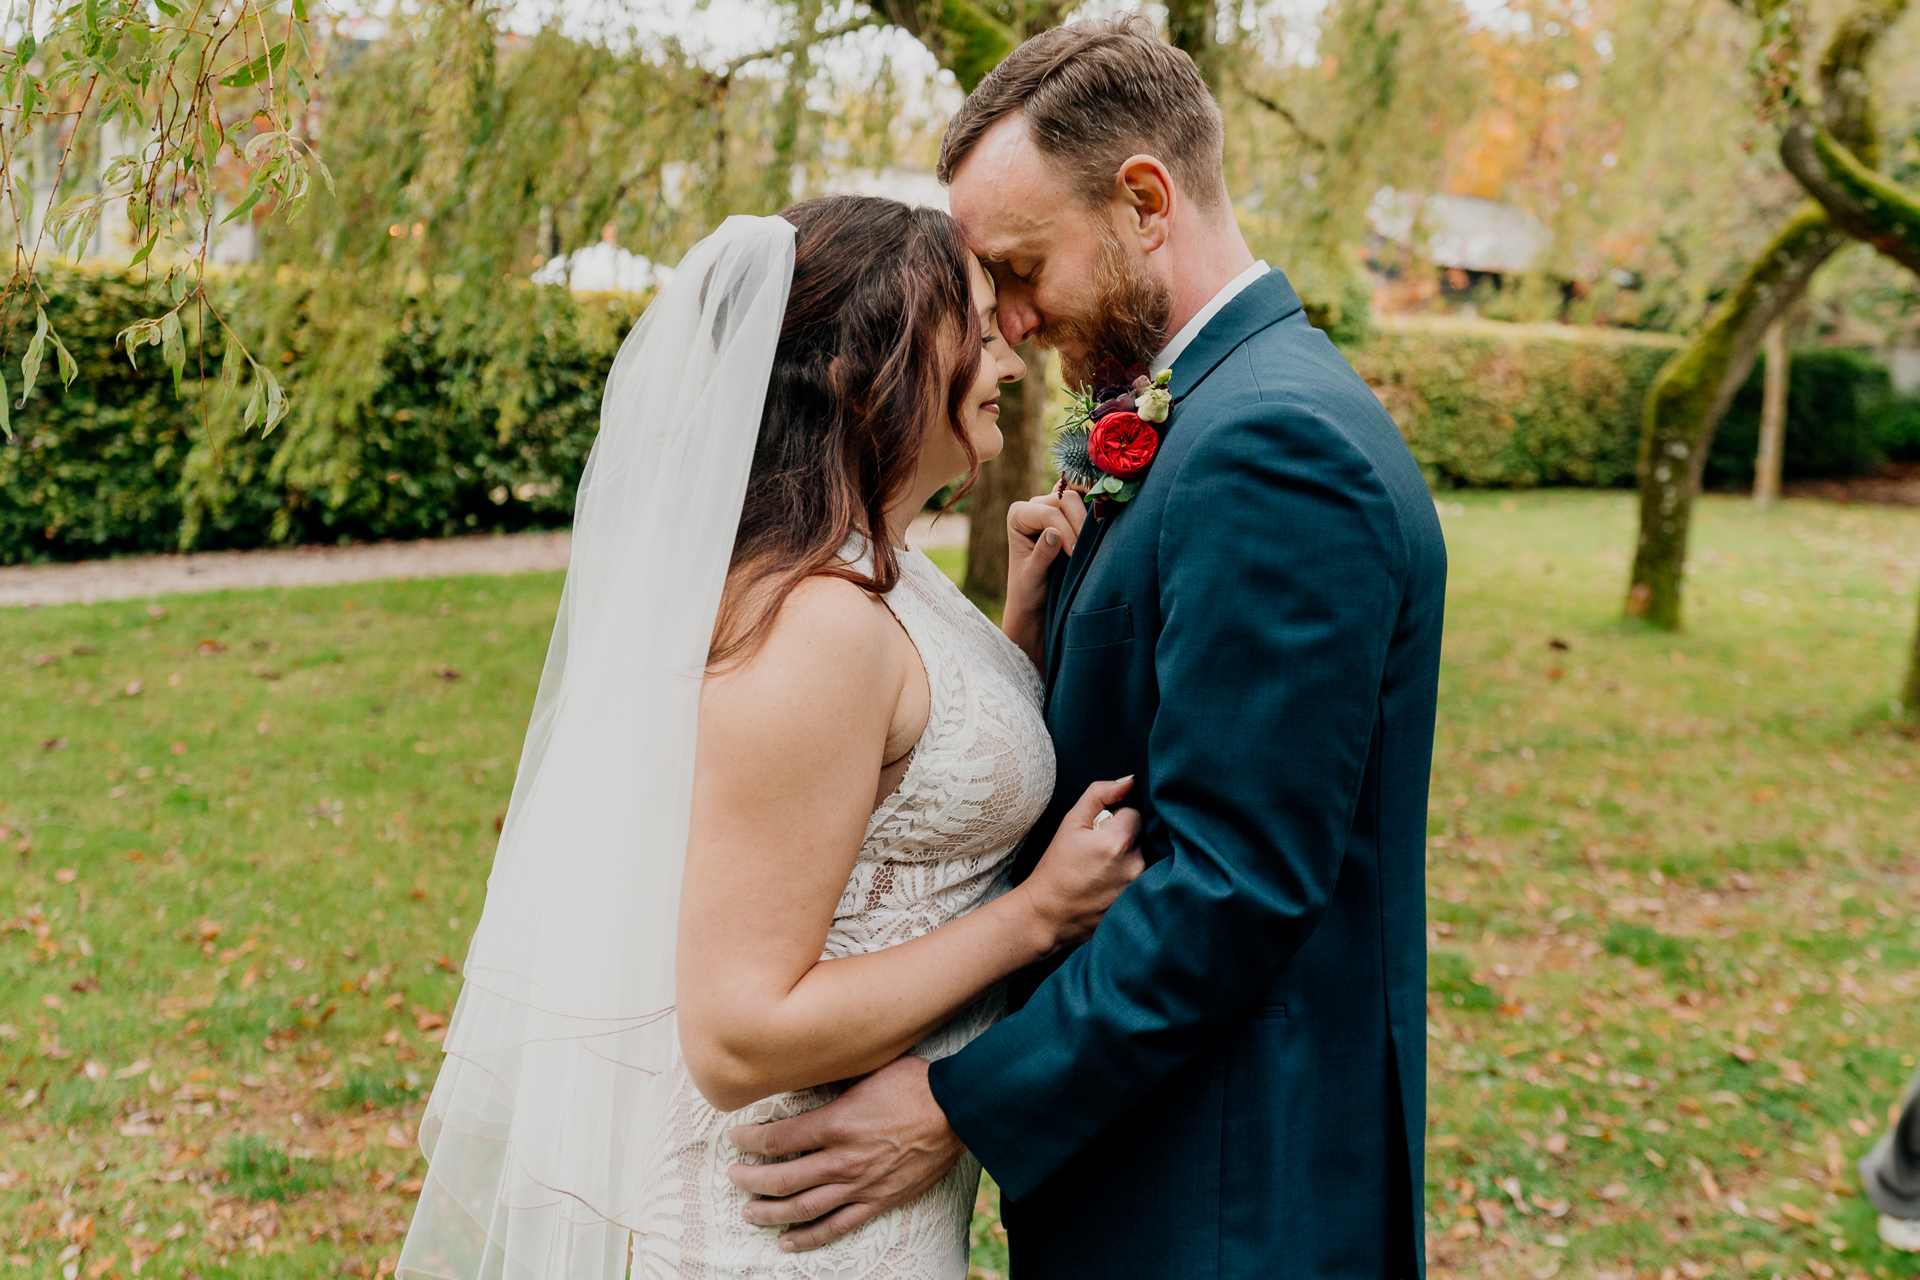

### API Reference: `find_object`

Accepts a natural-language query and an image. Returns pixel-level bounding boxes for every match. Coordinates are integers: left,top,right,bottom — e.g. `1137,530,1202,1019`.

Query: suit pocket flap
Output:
1064,602,1134,649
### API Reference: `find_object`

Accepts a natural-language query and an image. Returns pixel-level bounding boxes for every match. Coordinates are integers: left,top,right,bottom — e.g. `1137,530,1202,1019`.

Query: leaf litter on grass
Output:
4,496,1920,1277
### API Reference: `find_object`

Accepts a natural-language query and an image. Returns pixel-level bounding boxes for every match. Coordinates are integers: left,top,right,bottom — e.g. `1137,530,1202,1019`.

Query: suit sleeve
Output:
927,394,1408,1201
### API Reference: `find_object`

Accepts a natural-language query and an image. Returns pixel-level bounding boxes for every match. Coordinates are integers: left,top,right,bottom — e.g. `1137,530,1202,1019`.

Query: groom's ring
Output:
1093,809,1114,830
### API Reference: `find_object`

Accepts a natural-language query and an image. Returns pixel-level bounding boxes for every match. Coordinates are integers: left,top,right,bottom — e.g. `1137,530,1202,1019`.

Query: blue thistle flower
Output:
1052,426,1095,488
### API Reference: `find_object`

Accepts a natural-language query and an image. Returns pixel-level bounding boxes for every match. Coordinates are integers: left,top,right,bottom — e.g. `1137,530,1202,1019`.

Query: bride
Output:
397,198,1143,1280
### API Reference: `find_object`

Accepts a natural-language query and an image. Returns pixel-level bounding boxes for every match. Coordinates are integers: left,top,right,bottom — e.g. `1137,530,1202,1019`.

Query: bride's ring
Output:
1093,809,1114,830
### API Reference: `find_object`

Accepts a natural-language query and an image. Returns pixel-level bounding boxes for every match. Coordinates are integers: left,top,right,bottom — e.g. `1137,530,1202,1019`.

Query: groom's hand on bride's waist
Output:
727,1054,965,1252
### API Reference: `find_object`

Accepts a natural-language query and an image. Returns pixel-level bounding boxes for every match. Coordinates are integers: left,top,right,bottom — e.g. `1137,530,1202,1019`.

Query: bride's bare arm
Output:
677,575,1139,1113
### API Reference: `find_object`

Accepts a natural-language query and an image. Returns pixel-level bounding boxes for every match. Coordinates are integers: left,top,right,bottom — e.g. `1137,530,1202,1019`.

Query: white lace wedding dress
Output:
632,543,1056,1280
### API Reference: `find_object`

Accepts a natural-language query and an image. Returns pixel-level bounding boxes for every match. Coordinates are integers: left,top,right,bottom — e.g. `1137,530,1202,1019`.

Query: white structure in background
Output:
818,167,950,212
530,168,945,295
9,116,257,265
1367,187,1550,277
1890,346,1920,396
532,242,673,293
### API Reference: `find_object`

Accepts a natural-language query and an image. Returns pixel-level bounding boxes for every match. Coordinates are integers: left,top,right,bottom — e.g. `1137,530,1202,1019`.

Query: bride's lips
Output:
981,398,1000,415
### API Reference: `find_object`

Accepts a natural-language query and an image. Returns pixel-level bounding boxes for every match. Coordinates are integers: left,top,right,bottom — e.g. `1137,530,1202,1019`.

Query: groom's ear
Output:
1113,155,1175,254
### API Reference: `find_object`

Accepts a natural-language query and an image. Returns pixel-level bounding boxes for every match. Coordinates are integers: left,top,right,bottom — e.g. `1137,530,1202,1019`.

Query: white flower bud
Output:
1136,386,1172,424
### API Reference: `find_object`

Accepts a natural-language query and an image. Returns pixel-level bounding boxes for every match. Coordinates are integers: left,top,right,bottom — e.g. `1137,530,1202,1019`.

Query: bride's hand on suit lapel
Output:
1002,488,1086,668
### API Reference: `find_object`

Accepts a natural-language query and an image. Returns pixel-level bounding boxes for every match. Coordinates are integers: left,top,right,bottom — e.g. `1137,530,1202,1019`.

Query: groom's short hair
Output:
937,16,1226,211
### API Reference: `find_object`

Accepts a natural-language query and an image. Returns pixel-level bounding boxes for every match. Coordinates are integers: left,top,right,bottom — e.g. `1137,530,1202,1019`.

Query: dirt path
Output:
0,514,971,609
1783,460,1920,507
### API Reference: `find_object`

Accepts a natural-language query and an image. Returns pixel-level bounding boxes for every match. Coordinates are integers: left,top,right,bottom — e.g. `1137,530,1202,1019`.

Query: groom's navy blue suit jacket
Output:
927,270,1444,1278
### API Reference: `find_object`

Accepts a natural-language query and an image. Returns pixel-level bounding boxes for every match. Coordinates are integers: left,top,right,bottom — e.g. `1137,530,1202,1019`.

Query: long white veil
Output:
398,215,797,1280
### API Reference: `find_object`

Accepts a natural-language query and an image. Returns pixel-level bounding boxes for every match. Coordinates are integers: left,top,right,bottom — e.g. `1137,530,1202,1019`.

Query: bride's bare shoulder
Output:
706,574,904,706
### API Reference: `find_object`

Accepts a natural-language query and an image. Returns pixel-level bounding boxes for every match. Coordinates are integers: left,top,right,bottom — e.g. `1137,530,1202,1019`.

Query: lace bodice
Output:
633,543,1055,1279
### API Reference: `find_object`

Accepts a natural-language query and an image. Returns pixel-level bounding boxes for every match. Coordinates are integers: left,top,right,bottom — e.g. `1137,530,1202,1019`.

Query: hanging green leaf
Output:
20,306,49,403
262,368,287,434
219,345,241,404
221,178,268,225
0,366,11,440
219,43,286,89
50,327,77,389
160,310,185,396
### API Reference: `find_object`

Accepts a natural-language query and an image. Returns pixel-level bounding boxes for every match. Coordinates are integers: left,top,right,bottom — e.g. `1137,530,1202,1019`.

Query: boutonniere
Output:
1051,359,1172,520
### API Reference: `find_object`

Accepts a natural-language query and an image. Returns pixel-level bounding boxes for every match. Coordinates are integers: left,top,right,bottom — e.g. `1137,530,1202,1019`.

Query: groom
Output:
730,17,1444,1276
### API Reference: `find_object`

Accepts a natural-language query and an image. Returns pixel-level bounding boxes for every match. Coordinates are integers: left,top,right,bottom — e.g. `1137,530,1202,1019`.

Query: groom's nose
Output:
997,289,1042,347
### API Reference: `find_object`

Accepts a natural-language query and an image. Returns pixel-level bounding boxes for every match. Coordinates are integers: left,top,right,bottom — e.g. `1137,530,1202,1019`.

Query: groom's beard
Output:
1036,229,1173,391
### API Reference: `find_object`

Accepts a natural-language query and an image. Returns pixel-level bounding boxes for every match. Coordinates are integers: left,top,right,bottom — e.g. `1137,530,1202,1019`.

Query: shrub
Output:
0,271,207,562
1,266,643,565
1706,347,1897,486
1866,393,1920,463
1351,321,1907,491
1348,318,1681,490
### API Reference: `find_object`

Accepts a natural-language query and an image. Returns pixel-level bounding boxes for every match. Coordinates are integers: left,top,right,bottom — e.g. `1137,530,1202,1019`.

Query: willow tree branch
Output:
720,17,875,78
1777,0,1920,275
1236,76,1327,153
1781,121,1920,274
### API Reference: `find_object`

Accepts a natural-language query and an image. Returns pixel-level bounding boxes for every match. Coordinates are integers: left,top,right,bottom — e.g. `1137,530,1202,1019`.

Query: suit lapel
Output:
1165,270,1303,405
1043,513,1112,705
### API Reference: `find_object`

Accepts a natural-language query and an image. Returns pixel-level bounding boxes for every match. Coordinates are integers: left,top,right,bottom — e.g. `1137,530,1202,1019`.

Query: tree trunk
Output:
1627,0,1900,627
1625,206,1844,628
1753,319,1788,509
1766,0,1920,713
1905,593,1920,718
1164,0,1219,85
964,343,1051,611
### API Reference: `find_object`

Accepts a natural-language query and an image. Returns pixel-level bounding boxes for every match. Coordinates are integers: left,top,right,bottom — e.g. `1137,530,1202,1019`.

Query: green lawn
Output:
2,491,1918,1280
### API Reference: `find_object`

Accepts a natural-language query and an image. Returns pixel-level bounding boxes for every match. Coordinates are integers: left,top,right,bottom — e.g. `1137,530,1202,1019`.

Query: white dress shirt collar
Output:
1151,260,1271,377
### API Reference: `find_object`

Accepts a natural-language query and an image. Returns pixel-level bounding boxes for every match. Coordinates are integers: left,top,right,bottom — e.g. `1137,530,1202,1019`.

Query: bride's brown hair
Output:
709,194,983,667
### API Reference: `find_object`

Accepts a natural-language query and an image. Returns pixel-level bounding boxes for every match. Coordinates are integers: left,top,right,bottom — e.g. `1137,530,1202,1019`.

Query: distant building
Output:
1367,187,1550,290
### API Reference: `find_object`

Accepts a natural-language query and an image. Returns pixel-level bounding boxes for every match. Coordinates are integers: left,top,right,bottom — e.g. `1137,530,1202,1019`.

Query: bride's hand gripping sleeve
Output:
925,397,1413,1202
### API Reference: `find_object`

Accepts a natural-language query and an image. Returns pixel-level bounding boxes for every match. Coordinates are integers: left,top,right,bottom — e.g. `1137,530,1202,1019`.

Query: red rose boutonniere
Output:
1051,360,1172,519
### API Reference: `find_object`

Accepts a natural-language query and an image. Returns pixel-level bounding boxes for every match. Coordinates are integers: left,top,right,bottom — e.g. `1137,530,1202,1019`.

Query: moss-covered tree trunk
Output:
1767,0,1920,712
964,344,1051,611
1626,0,1898,628
1625,208,1844,626
1906,596,1920,716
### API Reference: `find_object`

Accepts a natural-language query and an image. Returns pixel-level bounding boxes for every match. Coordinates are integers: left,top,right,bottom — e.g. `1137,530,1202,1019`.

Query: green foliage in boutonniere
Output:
1050,362,1171,519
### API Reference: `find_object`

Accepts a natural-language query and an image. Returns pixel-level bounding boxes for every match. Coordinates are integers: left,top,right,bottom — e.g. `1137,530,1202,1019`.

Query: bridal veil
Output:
398,215,797,1280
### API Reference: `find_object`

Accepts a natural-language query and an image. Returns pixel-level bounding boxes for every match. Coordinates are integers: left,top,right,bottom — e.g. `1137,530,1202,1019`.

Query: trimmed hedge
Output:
2,268,642,565
0,273,208,560
1706,348,1905,485
1350,319,1915,491
7,275,1915,566
1348,319,1681,490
